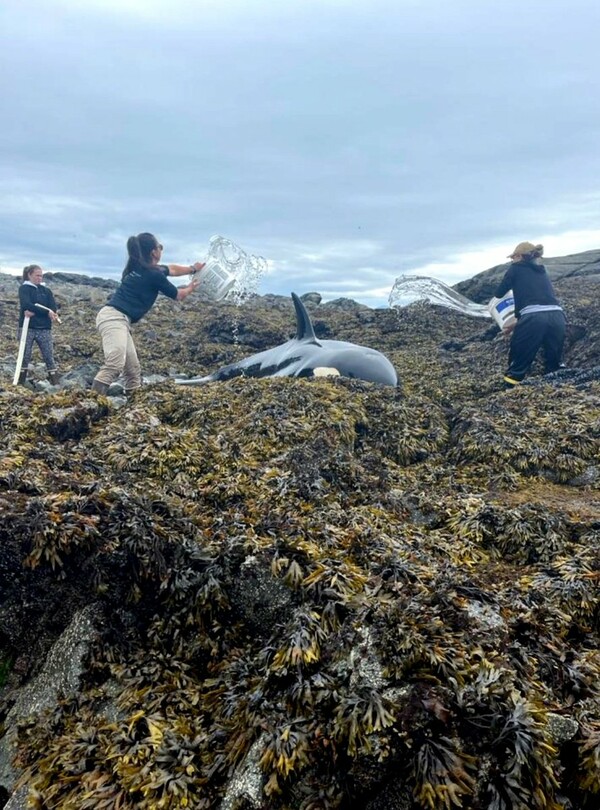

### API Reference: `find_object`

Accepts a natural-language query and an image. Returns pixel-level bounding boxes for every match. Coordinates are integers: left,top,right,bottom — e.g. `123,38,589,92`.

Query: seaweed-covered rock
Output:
0,265,599,809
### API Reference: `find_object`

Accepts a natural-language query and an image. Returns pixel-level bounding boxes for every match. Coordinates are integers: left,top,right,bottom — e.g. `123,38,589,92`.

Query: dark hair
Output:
22,264,41,281
522,245,544,261
122,232,160,279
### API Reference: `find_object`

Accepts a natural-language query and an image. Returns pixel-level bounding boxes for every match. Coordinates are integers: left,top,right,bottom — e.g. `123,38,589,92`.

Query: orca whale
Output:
178,293,398,387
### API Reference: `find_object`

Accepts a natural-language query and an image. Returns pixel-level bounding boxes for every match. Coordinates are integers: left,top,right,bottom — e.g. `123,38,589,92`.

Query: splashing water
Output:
202,235,268,305
194,235,268,348
388,274,491,319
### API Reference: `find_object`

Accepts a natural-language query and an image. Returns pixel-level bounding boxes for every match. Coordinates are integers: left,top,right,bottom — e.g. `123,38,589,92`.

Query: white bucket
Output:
488,291,516,330
196,257,237,302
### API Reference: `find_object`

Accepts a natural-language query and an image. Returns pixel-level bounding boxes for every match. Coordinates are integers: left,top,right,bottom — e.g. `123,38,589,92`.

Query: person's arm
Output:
154,269,199,302
176,278,200,301
19,285,36,317
493,267,513,299
35,290,59,320
167,262,206,278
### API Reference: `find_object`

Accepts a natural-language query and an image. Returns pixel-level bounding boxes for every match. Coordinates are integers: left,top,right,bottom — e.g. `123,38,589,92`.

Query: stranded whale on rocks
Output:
178,292,398,386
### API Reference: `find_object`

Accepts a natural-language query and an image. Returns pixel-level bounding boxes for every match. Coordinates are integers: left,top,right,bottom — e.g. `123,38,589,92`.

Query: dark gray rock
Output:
60,362,101,389
455,249,600,303
218,738,266,810
0,606,99,797
43,272,118,290
546,713,579,745
3,785,29,810
258,293,294,308
322,297,370,311
300,292,322,305
229,556,294,634
567,465,599,487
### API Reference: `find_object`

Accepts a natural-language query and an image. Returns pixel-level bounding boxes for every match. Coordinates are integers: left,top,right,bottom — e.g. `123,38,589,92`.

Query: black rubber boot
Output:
91,379,109,395
17,370,28,386
48,371,61,385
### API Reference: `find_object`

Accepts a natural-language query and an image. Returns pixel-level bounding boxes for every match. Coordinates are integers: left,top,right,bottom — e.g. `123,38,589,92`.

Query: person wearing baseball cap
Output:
494,242,566,388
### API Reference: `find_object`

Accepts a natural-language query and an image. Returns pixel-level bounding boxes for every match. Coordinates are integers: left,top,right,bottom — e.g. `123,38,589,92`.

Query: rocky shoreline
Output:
0,261,599,809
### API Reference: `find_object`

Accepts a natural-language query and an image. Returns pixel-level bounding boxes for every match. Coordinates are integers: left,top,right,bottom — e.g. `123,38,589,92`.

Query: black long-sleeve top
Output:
18,282,58,329
494,260,560,317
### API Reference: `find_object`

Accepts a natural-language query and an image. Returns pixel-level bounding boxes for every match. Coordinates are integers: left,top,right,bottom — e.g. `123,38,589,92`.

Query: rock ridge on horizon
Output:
2,243,599,308
455,247,600,302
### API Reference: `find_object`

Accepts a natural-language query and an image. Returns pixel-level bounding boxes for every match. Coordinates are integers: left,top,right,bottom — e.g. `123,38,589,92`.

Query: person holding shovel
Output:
91,232,204,395
17,264,60,386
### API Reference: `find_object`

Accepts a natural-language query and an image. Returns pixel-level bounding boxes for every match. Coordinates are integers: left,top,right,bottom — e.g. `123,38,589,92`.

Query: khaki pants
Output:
93,306,142,390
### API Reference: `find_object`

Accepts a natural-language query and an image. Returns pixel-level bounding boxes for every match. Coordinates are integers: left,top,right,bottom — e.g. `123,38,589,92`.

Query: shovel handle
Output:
36,304,62,323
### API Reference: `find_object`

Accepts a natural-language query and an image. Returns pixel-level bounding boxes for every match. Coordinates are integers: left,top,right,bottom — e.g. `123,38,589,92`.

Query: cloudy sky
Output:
1,0,599,305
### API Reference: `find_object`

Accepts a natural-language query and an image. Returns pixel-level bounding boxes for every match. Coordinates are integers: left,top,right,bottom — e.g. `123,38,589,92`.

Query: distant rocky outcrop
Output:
455,248,600,302
43,271,119,290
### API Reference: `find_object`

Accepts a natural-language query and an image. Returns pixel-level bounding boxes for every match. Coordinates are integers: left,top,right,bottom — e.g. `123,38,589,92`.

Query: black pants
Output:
505,310,566,386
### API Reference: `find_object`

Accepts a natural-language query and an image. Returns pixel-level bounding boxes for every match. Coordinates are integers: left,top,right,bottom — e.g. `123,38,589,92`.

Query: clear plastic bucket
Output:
488,291,516,330
196,256,237,302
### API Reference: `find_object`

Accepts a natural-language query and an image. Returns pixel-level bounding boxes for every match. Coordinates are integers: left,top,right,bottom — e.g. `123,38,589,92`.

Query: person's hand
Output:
502,321,516,338
49,310,59,322
25,310,35,318
177,278,200,301
190,261,205,274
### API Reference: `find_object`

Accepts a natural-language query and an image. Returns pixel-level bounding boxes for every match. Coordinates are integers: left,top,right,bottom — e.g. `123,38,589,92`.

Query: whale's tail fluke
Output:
292,293,322,346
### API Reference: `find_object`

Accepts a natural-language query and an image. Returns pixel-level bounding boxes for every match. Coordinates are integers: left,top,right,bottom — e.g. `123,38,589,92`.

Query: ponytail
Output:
122,232,159,279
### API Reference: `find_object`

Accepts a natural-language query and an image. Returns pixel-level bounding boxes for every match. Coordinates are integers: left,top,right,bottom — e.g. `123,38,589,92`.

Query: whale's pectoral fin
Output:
291,292,322,346
313,367,341,377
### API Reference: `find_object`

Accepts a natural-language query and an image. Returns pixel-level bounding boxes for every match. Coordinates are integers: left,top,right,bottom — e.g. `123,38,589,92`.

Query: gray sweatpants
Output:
93,306,142,390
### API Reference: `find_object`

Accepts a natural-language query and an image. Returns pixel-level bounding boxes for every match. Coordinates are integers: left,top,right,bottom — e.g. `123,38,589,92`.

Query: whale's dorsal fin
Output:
292,292,322,345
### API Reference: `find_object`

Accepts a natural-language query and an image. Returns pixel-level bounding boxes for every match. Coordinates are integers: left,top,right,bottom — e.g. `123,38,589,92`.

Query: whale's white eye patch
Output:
313,367,340,377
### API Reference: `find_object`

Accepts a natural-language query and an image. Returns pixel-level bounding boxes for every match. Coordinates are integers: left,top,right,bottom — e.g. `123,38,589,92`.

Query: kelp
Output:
0,273,599,808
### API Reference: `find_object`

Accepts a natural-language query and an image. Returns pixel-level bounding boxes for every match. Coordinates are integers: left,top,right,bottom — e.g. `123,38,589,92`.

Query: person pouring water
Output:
494,241,566,388
91,233,204,395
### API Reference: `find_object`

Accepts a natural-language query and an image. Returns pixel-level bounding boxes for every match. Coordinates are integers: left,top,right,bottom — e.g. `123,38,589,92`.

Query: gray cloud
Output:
1,0,599,305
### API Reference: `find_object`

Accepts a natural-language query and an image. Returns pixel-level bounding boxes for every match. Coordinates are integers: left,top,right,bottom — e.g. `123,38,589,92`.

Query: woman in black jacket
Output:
494,241,565,388
17,264,60,386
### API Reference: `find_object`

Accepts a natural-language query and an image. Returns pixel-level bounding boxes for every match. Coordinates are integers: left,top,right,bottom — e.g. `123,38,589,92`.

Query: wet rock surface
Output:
0,266,599,808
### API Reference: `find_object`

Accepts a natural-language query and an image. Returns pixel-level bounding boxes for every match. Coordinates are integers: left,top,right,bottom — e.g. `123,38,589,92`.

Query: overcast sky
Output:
1,0,599,305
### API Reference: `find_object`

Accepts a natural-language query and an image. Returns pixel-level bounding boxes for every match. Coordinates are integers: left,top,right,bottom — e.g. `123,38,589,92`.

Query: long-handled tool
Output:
35,304,62,323
13,317,30,385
